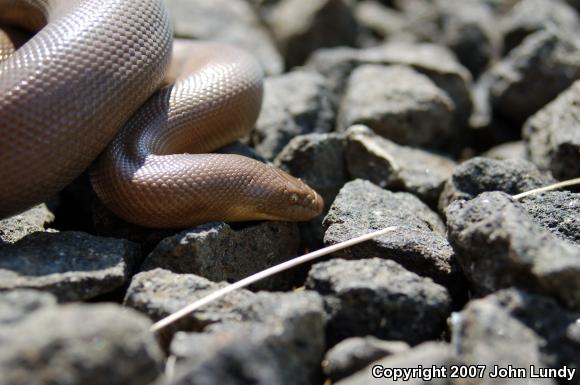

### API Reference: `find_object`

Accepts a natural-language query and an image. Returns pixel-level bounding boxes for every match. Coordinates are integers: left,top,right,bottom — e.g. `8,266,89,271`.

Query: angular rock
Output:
306,42,473,131
451,289,579,384
0,290,57,325
0,303,164,385
0,204,54,244
500,0,580,54
165,0,283,75
252,70,334,160
323,179,460,288
335,342,458,385
337,65,455,150
322,337,410,382
274,133,347,248
438,157,555,214
124,269,254,331
523,80,580,180
447,192,580,310
346,125,456,207
436,0,499,77
482,141,527,160
489,31,580,125
169,292,326,385
306,258,451,345
520,192,580,246
0,231,140,302
266,0,358,68
354,1,411,45
141,221,300,291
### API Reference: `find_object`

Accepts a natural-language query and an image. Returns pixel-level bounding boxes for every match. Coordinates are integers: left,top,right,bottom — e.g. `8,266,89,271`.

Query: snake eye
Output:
289,193,299,204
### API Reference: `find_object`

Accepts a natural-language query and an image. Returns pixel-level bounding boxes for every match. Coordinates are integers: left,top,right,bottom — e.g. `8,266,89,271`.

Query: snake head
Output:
257,166,324,222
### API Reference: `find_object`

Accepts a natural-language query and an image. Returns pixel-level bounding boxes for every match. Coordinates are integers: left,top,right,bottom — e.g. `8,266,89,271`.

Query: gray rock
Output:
520,192,580,246
0,204,54,244
0,231,140,302
169,292,326,385
346,125,456,207
337,65,455,150
165,0,283,76
124,269,254,331
141,221,300,291
274,133,348,248
438,157,555,214
0,303,164,385
446,192,580,310
335,342,457,385
323,179,460,288
500,0,580,54
322,337,410,382
489,30,580,125
482,141,527,160
266,0,358,68
451,289,579,384
306,42,473,132
306,258,451,345
0,290,57,325
252,70,334,160
523,80,580,180
436,0,499,77
354,1,411,45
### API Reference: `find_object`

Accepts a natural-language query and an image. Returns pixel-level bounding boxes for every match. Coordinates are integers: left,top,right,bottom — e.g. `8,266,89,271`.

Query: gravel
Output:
346,125,456,208
337,64,455,150
252,70,335,160
0,204,54,244
0,231,140,302
523,80,580,180
141,221,300,291
306,258,451,346
0,302,164,385
323,179,461,289
447,192,580,310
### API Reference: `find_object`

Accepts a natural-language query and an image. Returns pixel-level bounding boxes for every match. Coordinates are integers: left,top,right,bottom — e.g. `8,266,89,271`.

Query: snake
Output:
0,0,323,228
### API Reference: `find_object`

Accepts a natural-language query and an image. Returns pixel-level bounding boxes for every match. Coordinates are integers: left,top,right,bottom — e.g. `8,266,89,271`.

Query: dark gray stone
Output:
274,133,347,248
523,80,580,180
0,231,140,302
500,0,580,54
165,0,283,76
436,0,499,77
141,221,300,291
335,342,457,385
489,30,580,126
446,192,580,310
0,204,54,244
323,337,410,382
124,269,254,331
520,192,580,246
438,157,555,214
252,70,335,160
0,303,164,385
266,0,358,68
345,125,456,208
306,42,473,132
306,258,451,345
451,289,579,384
0,290,56,325
169,292,326,385
337,65,455,150
323,179,460,288
482,141,527,160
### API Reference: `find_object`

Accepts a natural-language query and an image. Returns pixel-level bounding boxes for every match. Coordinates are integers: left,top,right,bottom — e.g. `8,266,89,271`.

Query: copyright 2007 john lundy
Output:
371,364,577,382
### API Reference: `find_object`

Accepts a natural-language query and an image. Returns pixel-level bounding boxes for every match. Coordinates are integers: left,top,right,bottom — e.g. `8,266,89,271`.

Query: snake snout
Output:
266,168,324,221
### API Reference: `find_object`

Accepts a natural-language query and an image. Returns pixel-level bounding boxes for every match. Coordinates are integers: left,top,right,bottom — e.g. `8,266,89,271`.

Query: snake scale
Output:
0,0,323,228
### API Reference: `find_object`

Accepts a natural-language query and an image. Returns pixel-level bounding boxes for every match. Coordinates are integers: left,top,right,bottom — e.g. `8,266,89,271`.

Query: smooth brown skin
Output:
0,0,323,228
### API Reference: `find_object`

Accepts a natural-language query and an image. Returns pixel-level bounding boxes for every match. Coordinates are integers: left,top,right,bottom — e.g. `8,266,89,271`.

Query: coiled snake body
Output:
0,0,323,228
